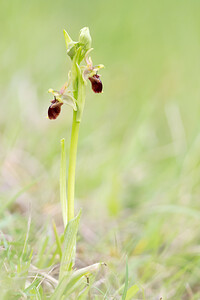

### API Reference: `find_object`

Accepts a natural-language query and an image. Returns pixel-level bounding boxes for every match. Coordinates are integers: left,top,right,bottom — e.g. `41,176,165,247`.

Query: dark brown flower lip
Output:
88,74,103,93
48,98,63,120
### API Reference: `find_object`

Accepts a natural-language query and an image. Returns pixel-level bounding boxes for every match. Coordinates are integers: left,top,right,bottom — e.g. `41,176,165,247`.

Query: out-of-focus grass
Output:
1,0,200,298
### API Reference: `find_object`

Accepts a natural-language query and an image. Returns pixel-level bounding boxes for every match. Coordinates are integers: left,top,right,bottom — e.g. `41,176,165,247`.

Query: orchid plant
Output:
47,27,104,282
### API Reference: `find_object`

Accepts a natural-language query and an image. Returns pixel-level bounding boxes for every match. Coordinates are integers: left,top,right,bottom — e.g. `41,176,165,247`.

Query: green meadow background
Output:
1,0,200,298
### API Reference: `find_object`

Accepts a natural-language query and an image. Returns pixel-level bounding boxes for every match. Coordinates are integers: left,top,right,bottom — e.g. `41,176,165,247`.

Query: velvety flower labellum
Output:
48,98,63,120
88,74,103,93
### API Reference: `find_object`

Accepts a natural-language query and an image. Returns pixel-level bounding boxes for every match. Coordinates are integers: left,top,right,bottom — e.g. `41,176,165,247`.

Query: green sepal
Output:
62,94,77,111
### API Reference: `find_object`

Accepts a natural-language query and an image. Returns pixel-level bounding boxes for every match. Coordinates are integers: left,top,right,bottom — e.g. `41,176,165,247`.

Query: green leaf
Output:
59,210,81,280
122,257,129,300
51,263,104,300
51,274,84,300
73,262,105,277
77,286,90,300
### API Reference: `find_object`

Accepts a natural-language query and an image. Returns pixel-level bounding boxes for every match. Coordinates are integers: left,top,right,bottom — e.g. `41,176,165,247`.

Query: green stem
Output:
60,138,67,227
67,110,80,222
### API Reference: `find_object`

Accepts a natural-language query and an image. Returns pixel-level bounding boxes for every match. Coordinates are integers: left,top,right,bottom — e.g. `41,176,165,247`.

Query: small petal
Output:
48,99,63,120
88,74,103,93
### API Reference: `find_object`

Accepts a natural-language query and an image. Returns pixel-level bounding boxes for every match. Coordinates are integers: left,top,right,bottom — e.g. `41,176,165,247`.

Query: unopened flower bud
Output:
79,27,92,51
88,74,103,93
48,99,63,120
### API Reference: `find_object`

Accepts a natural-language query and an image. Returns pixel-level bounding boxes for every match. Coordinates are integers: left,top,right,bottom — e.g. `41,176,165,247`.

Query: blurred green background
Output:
1,0,200,298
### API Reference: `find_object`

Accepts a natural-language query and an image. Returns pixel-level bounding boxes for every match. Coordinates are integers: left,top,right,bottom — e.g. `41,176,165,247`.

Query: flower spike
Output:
47,27,104,122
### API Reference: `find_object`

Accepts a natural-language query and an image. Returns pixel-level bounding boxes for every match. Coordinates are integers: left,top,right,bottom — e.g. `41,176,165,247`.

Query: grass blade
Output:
52,220,62,260
122,257,129,300
0,180,37,214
